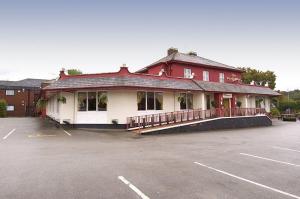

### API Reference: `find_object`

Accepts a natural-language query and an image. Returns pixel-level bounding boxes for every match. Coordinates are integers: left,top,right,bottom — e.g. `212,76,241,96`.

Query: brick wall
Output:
0,88,40,117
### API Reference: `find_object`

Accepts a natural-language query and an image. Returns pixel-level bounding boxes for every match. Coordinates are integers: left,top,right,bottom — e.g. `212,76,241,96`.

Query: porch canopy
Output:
194,80,280,96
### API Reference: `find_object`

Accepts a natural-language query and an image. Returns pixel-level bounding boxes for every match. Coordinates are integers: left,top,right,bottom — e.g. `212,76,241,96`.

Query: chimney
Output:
188,51,197,56
59,68,66,79
119,64,130,75
167,47,178,56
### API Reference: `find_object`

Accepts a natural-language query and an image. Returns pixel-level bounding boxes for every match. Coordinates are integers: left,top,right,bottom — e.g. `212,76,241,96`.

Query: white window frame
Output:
6,90,15,96
137,91,163,111
203,71,209,81
184,68,192,78
77,91,107,112
6,105,15,111
219,73,225,83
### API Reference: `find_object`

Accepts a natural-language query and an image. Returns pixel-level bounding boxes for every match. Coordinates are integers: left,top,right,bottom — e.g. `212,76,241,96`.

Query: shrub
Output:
236,101,242,108
270,107,280,118
0,99,7,117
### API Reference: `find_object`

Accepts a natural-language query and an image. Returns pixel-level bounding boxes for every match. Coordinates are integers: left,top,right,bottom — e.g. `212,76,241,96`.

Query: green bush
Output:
0,99,7,117
270,107,280,118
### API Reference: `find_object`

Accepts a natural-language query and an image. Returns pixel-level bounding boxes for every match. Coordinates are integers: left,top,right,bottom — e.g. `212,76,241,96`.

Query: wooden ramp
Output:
126,108,270,134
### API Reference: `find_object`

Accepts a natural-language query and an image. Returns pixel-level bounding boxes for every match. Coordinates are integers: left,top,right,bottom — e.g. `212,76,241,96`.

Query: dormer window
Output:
219,73,225,83
184,68,192,78
203,71,209,81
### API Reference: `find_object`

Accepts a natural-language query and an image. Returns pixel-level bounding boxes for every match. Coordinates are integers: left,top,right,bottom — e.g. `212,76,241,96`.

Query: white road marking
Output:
273,146,300,153
2,129,16,140
118,176,150,199
28,134,56,138
240,153,300,167
63,129,72,136
194,162,300,199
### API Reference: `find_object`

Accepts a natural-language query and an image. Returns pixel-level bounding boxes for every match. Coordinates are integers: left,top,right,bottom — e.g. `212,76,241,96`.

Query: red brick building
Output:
0,79,46,117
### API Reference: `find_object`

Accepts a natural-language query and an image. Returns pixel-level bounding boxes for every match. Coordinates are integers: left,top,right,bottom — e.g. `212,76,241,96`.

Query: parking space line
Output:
63,129,72,136
194,162,300,199
28,134,56,138
273,146,300,153
2,129,16,140
240,153,300,167
118,176,150,199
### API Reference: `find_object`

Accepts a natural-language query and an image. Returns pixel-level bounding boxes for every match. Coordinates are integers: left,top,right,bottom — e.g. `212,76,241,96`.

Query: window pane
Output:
219,73,224,83
6,105,14,111
184,68,191,78
98,92,107,111
88,92,96,111
6,90,14,96
147,92,155,110
187,93,193,109
179,93,187,110
137,91,146,110
206,95,211,109
78,92,87,111
203,71,209,81
155,92,163,110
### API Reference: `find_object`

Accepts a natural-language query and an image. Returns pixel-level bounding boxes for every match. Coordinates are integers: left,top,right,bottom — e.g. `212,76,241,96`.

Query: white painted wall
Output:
107,90,175,124
46,94,60,122
59,92,75,124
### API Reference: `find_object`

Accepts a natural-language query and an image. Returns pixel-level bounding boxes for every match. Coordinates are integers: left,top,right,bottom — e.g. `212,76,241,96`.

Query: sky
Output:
0,0,299,90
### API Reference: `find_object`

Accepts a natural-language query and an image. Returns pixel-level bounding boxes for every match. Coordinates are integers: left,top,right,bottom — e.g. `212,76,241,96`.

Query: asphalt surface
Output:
0,117,299,199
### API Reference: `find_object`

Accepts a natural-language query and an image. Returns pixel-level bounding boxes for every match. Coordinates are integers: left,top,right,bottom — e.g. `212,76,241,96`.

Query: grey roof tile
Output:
44,75,280,96
0,78,47,89
44,76,203,91
194,80,280,96
137,52,242,72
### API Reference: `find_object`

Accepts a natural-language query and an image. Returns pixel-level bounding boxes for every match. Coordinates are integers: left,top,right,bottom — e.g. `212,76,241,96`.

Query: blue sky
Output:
0,0,299,90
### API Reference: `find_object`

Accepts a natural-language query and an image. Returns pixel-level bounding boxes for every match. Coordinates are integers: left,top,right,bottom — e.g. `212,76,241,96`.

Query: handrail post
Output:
159,114,161,126
142,117,145,128
151,114,154,127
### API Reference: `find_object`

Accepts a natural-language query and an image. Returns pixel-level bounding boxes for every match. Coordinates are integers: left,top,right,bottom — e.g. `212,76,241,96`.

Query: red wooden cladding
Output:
144,62,242,83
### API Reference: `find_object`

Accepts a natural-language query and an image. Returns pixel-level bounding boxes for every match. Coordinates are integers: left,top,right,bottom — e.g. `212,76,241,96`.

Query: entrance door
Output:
223,98,230,116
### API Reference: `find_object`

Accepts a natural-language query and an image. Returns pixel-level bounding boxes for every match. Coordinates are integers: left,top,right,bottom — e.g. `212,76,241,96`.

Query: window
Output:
137,92,146,110
78,92,87,111
6,90,14,96
137,91,163,111
184,68,192,78
219,73,225,83
206,95,211,109
147,92,155,110
98,92,107,111
179,93,187,110
179,93,193,110
78,91,107,111
187,93,193,109
203,71,209,81
88,92,97,111
155,92,163,110
6,105,14,111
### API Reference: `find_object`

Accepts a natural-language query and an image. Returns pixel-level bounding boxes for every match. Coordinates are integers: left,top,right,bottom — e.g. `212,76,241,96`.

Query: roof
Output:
137,52,243,73
44,67,280,96
0,78,47,89
44,75,203,91
194,80,280,96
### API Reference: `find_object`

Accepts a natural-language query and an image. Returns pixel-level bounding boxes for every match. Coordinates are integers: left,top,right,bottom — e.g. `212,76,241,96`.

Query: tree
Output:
0,99,7,117
239,67,276,89
67,69,83,75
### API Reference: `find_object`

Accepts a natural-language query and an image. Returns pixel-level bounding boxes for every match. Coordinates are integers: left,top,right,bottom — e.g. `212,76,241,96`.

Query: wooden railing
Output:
126,108,266,130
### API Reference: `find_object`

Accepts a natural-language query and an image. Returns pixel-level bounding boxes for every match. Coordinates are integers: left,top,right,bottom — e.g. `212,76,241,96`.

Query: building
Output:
43,48,280,128
0,79,46,117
